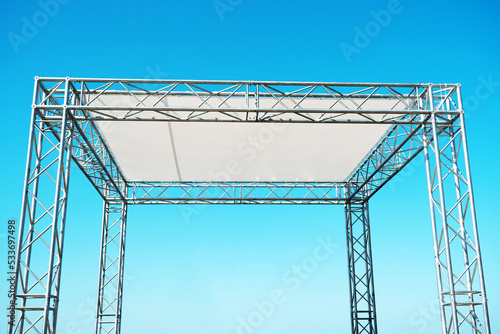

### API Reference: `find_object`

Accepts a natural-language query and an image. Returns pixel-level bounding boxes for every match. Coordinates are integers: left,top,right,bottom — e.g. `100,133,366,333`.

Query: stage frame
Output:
8,78,491,334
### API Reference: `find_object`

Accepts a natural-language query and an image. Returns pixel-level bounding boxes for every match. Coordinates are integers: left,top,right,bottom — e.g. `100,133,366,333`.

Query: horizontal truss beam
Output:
40,110,436,125
35,77,443,86
34,78,461,124
126,182,349,204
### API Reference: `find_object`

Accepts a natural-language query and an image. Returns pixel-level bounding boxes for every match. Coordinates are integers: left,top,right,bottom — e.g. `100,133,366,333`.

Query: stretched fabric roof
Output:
90,94,403,182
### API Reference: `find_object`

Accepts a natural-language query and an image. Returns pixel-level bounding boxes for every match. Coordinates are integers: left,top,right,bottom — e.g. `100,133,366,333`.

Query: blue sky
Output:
1,0,499,333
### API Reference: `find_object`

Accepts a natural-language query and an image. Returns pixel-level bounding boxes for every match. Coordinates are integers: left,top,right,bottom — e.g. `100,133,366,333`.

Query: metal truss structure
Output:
345,201,377,334
8,77,491,334
95,201,127,333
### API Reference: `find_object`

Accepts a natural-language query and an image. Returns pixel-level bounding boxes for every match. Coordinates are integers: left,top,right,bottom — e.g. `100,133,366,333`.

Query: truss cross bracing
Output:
8,78,491,334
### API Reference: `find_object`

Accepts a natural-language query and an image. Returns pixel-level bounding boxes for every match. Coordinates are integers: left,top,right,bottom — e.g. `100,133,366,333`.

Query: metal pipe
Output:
41,78,71,333
457,85,491,333
51,93,76,333
36,77,450,88
95,200,109,334
423,116,448,334
429,87,460,333
447,96,477,330
114,202,128,333
43,116,432,125
38,105,444,115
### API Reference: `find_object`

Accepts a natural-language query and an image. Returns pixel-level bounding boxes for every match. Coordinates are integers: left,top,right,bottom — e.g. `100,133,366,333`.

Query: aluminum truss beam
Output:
345,201,377,334
34,78,462,125
347,121,425,200
95,201,128,334
422,87,490,334
9,81,74,334
126,181,348,204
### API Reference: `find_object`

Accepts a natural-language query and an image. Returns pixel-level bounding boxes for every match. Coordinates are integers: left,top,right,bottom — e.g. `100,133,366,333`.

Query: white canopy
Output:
90,94,402,182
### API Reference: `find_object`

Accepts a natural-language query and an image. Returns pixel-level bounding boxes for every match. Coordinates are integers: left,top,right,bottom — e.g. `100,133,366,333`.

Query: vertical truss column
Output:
423,88,490,333
9,79,74,334
95,200,128,334
345,201,377,334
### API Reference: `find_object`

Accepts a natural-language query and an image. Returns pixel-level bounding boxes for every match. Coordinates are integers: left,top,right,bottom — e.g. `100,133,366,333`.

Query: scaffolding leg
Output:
95,200,128,334
345,201,377,334
423,104,490,333
8,79,73,334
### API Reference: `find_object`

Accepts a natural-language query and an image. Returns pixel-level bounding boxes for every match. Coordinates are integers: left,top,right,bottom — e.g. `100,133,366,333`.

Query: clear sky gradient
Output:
1,0,499,333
